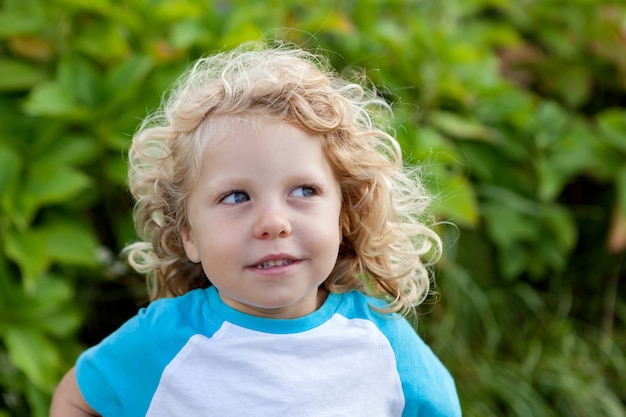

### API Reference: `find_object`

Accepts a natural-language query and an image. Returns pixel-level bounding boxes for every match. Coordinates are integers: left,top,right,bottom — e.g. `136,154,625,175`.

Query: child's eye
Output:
220,191,249,204
291,186,317,198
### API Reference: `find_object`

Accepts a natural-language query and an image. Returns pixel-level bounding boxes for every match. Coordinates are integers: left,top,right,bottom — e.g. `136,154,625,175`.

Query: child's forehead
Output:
194,118,340,183
204,114,274,141
201,115,321,150
196,116,339,168
192,115,340,182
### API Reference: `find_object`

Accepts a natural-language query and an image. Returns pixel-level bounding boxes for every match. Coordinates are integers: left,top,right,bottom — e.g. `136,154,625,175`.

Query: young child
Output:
51,41,461,416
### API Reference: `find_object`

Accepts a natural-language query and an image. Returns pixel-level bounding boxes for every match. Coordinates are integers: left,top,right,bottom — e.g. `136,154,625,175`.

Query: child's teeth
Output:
257,259,292,268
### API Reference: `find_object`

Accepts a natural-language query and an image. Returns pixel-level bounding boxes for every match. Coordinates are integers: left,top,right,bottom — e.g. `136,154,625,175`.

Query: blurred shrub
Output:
0,0,624,416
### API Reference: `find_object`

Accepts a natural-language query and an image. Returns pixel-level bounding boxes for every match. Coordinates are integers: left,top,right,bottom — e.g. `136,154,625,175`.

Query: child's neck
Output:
316,286,329,310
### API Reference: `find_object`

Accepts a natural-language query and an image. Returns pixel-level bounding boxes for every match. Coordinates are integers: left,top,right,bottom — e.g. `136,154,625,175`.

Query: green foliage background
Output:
1,0,625,415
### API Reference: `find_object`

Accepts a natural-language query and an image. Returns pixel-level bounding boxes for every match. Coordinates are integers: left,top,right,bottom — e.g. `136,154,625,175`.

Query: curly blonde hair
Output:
125,41,441,315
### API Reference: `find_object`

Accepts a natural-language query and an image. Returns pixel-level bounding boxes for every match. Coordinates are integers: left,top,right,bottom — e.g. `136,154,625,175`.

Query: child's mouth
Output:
256,259,295,269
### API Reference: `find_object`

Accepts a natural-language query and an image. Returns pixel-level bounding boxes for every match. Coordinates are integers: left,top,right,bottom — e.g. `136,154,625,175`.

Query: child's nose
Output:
253,202,292,239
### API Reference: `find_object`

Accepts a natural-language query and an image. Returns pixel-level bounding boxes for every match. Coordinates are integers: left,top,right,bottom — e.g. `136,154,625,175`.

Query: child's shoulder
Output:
102,287,215,345
340,291,461,415
143,286,208,316
339,290,405,322
336,290,419,342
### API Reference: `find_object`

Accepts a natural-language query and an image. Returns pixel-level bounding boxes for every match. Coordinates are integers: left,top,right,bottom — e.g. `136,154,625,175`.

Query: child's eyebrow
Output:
204,173,335,189
202,176,250,190
289,173,331,184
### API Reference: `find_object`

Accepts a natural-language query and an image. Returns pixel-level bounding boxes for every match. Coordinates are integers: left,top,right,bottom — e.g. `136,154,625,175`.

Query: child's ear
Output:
181,226,201,263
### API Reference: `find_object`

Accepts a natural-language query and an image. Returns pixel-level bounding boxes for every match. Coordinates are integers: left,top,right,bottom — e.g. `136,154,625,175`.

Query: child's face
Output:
182,120,343,319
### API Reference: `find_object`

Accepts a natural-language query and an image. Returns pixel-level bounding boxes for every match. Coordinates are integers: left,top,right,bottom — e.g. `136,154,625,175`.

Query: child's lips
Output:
249,254,299,270
255,258,295,269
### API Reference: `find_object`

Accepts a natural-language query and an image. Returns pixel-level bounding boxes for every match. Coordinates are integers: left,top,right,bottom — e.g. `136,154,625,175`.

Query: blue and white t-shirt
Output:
76,286,461,416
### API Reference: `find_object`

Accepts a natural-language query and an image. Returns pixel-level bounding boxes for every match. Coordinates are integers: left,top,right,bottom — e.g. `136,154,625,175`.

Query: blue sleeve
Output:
346,293,462,416
389,318,462,416
75,291,213,416
76,307,167,417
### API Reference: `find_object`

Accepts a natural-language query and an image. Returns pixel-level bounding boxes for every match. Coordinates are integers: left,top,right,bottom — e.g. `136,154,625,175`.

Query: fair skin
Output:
182,119,343,319
50,367,98,416
50,119,343,414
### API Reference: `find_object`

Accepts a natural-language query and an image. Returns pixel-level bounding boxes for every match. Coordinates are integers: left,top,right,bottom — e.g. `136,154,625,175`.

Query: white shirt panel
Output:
146,313,404,417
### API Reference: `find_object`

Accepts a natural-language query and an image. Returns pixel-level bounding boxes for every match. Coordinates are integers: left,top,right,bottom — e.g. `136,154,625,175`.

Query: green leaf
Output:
0,11,44,37
549,65,591,109
429,174,479,228
536,158,565,203
597,108,626,153
58,55,103,107
74,20,129,61
55,0,112,14
170,19,212,49
37,309,83,339
429,110,496,141
542,205,577,255
24,383,52,417
104,155,129,185
18,164,91,224
35,135,100,167
22,82,80,117
30,275,82,337
106,54,155,92
32,274,74,305
0,59,45,91
43,221,99,267
4,327,60,390
481,198,537,250
220,22,264,49
401,126,457,164
0,146,21,198
4,229,49,293
536,119,598,201
0,268,21,314
153,1,204,21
